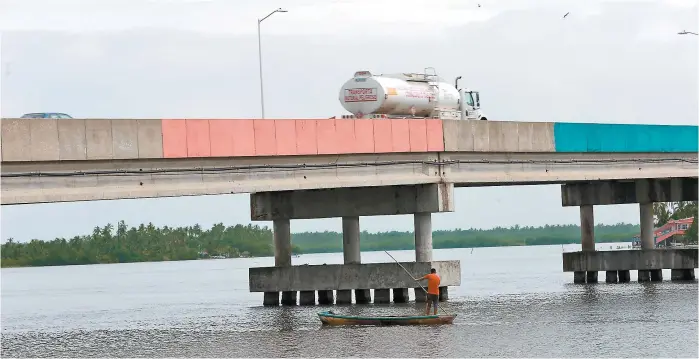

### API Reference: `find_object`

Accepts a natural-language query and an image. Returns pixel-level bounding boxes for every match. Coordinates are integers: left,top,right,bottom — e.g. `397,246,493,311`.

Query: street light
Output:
257,8,288,119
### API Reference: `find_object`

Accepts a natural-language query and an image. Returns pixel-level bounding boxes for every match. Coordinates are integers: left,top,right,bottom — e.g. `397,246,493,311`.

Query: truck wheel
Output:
480,117,488,121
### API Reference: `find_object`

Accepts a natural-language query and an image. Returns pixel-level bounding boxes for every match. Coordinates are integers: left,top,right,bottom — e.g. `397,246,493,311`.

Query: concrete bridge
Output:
1,118,697,305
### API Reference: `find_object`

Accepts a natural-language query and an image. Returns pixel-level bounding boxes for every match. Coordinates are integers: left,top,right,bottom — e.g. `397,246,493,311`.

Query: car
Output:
20,112,73,119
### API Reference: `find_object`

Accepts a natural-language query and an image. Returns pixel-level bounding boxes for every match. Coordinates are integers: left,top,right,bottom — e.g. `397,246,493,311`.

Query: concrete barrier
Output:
442,120,555,152
249,260,461,292
562,249,698,271
553,123,699,153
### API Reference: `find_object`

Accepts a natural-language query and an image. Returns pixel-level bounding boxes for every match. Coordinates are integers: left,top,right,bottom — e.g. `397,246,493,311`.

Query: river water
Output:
1,244,697,358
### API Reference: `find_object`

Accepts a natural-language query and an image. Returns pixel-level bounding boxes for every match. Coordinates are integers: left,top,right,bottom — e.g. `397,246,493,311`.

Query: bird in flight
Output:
678,30,698,35
563,12,570,19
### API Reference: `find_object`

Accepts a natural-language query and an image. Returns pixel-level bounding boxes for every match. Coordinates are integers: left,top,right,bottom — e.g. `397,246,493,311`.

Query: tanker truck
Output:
338,68,487,121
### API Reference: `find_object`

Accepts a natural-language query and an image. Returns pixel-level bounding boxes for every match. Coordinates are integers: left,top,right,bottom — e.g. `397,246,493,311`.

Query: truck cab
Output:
459,88,487,121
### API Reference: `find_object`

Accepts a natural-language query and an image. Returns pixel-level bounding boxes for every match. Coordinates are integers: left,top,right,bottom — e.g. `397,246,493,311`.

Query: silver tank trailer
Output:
338,70,460,118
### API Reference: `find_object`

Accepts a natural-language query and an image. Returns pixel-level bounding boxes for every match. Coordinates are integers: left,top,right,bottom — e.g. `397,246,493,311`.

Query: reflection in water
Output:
1,246,697,358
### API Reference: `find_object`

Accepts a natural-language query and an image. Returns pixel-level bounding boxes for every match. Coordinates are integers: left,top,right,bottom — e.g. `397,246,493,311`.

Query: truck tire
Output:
480,117,488,121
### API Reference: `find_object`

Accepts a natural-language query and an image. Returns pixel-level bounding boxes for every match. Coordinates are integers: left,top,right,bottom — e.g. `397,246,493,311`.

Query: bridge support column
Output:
580,205,597,283
274,219,297,305
342,216,361,264
355,289,371,304
374,289,390,303
392,288,408,303
415,213,433,262
605,271,618,283
336,290,352,304
639,202,655,250
414,288,427,302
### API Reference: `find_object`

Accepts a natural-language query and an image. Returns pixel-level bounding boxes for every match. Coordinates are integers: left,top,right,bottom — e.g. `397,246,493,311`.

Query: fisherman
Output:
416,268,440,315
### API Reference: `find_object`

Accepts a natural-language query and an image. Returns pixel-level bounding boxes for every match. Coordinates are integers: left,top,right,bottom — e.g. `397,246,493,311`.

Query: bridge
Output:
2,118,698,305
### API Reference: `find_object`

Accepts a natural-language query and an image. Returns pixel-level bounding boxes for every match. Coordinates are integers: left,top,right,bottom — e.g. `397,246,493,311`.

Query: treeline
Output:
291,223,640,253
1,221,285,268
1,221,640,268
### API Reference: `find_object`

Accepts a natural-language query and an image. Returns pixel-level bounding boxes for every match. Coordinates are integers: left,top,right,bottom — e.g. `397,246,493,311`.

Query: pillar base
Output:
336,289,352,304
618,270,630,283
318,290,334,305
638,270,651,282
281,291,297,306
263,292,279,306
650,269,663,282
605,271,618,283
671,269,697,281
439,287,448,301
392,288,409,303
586,271,598,284
374,289,391,304
414,288,427,302
355,289,371,304
299,291,315,306
574,271,586,284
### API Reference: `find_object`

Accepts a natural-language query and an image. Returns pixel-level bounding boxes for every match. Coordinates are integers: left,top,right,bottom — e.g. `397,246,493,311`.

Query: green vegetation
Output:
1,220,641,268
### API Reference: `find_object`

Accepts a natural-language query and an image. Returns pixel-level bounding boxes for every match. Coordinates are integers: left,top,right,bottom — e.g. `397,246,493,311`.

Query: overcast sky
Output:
0,0,697,242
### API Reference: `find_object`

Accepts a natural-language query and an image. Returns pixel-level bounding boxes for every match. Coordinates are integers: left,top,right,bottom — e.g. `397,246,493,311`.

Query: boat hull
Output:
317,311,456,326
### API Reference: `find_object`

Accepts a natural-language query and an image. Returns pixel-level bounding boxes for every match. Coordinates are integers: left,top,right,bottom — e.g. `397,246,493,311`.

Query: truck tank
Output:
339,70,460,118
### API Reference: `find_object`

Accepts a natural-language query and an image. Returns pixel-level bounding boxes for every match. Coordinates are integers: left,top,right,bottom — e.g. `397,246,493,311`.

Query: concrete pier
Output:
355,289,371,304
342,216,361,264
299,291,315,305
586,271,598,283
580,205,595,251
414,288,427,302
263,291,279,306
439,287,449,301
563,249,698,283
671,269,696,281
318,290,334,305
374,289,391,303
273,219,297,305
414,213,433,262
393,288,408,303
574,271,586,284
336,289,352,304
605,271,618,283
281,291,297,306
639,204,655,250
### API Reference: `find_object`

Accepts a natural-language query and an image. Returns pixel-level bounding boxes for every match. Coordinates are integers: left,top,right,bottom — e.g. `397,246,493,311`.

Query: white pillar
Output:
414,212,433,262
640,203,655,249
342,216,361,264
273,219,291,267
580,205,595,251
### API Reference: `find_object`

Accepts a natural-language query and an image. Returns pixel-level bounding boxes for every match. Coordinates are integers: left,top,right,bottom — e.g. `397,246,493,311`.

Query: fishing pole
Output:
384,251,451,316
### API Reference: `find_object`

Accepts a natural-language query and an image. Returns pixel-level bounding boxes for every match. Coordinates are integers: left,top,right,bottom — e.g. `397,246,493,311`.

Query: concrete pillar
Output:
414,212,433,262
605,271,618,283
414,288,427,302
618,270,631,283
586,271,598,284
273,219,292,267
580,205,595,251
299,291,315,305
355,289,371,304
687,269,696,280
650,269,663,281
439,287,449,301
281,291,297,305
638,270,651,282
263,292,279,306
639,203,655,249
318,290,334,305
374,289,391,303
336,290,352,304
392,288,408,303
671,269,684,281
274,219,296,304
574,271,586,283
342,216,361,264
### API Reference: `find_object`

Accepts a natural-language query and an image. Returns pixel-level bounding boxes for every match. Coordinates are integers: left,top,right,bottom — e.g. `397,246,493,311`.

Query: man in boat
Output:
416,268,440,315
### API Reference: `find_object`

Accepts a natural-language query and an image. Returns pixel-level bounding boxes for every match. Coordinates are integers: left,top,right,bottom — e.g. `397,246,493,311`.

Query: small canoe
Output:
317,311,456,326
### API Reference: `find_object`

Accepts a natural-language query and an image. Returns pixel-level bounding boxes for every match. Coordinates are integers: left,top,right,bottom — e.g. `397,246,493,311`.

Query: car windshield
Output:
20,113,73,119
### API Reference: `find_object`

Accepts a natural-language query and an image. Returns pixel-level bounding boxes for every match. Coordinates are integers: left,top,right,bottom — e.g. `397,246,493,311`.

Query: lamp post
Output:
257,8,287,119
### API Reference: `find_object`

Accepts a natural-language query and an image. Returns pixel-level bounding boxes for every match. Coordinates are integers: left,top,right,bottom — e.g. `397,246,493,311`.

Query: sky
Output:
0,0,697,242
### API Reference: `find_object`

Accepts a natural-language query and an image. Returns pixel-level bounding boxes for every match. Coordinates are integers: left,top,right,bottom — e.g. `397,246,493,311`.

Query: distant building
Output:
631,217,694,248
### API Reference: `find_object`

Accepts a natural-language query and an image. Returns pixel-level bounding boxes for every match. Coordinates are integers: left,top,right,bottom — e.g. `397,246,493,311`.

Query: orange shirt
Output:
425,273,441,295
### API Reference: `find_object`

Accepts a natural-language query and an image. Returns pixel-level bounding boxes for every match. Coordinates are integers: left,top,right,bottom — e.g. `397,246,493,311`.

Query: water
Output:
2,244,697,358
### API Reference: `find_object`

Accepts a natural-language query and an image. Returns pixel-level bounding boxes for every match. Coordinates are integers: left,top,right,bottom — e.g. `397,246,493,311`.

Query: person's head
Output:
430,268,436,274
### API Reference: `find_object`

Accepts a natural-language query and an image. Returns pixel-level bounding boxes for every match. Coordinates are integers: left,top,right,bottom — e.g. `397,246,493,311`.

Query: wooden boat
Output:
317,311,456,326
